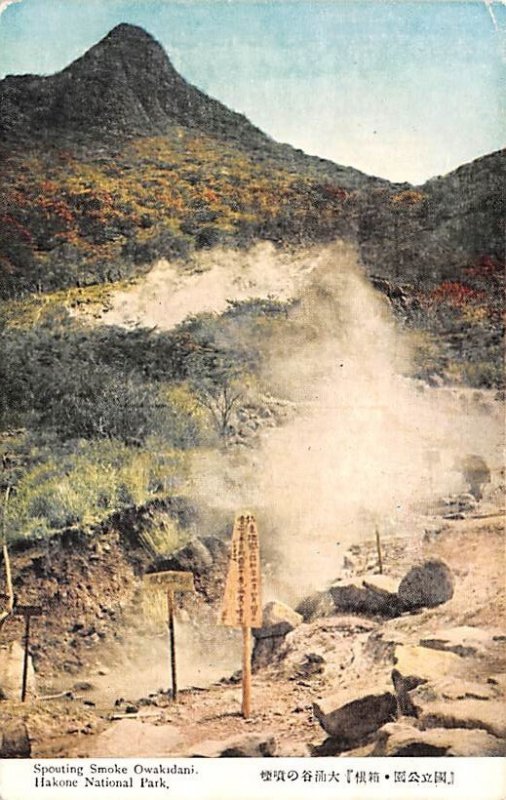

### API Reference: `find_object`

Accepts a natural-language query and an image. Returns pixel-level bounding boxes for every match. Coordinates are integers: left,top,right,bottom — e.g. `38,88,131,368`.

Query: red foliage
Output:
35,196,75,226
429,281,485,308
464,255,505,281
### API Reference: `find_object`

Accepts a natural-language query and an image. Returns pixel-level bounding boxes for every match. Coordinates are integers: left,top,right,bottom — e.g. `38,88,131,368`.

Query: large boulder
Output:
329,576,402,618
313,689,397,744
296,590,335,623
417,698,506,740
372,721,505,757
398,559,454,610
252,601,302,670
254,601,303,637
0,722,31,757
393,644,464,683
191,733,276,758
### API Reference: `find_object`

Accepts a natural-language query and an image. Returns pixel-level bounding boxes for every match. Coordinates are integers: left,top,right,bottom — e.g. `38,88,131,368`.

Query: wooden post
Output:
143,571,193,701
241,625,252,719
220,513,262,719
15,605,41,703
375,526,383,575
21,612,31,702
167,590,177,702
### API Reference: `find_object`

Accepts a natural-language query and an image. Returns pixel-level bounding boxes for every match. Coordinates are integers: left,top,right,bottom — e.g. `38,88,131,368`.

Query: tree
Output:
188,346,244,439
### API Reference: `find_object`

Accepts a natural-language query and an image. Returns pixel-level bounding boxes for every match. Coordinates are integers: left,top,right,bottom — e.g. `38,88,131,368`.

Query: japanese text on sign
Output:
220,513,262,628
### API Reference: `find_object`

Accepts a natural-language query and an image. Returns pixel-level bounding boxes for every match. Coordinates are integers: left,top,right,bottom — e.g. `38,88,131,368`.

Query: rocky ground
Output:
1,497,504,759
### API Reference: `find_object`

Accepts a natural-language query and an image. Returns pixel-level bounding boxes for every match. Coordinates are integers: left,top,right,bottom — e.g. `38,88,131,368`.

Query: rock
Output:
372,721,505,757
191,733,276,758
414,677,498,703
73,681,94,692
440,493,477,515
393,645,464,683
398,560,454,610
313,689,397,743
296,590,335,623
417,699,506,740
0,642,37,700
0,722,31,758
488,673,506,693
419,626,502,658
329,576,402,618
254,601,302,637
252,637,287,670
252,602,302,669
294,653,325,679
391,669,424,717
155,537,213,575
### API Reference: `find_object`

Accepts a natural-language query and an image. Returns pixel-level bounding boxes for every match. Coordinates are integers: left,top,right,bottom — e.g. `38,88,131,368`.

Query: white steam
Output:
98,243,316,330
190,243,503,604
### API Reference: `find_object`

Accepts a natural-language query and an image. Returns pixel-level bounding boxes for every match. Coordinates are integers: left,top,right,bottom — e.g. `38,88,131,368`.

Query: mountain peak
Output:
0,23,266,143
107,22,155,39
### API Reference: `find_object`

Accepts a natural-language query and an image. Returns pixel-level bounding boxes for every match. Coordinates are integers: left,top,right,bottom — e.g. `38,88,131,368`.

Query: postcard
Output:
0,1,504,798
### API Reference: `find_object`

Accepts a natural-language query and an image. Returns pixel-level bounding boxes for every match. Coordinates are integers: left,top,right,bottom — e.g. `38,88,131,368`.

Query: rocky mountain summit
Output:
1,24,265,144
0,22,504,303
0,23,381,189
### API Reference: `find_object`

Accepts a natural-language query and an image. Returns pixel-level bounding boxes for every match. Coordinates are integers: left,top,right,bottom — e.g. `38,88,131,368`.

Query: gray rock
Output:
330,576,402,618
156,537,213,574
398,559,454,610
252,637,287,670
73,681,94,692
252,601,302,669
372,721,505,757
192,733,276,758
253,601,302,641
417,698,506,740
294,653,326,678
313,689,397,743
260,601,302,630
296,590,335,622
393,644,465,683
0,722,31,757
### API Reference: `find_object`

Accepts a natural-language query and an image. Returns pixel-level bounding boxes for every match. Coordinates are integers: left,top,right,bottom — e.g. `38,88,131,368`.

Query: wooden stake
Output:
167,590,177,702
21,612,31,703
241,625,252,719
375,526,383,575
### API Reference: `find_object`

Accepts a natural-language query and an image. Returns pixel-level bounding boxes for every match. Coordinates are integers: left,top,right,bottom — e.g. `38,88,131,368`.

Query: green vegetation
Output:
0,297,290,541
1,434,189,540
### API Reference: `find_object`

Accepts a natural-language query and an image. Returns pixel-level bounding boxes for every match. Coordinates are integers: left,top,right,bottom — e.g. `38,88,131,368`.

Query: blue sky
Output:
0,0,504,182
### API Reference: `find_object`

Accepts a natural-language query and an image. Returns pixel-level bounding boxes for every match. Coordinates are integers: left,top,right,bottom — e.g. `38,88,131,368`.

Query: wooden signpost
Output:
14,604,42,702
220,513,262,718
143,570,194,701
